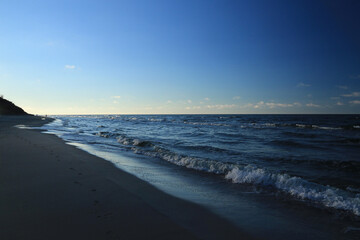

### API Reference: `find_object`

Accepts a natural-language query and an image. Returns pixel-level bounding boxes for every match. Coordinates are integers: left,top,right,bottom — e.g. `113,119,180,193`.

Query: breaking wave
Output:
225,166,360,216
98,131,360,216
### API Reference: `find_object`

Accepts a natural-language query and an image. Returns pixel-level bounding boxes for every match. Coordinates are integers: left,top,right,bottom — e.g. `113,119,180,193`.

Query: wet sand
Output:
0,116,254,240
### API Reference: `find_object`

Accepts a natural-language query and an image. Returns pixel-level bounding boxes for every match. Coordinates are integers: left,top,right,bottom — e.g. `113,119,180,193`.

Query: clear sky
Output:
1,0,360,114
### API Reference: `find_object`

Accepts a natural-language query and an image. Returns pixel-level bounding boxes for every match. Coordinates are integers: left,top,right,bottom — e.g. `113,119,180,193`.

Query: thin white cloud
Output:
306,103,321,107
112,96,121,99
65,65,76,69
349,100,360,104
350,74,360,79
167,100,172,104
342,92,360,97
187,99,192,104
186,106,201,110
336,102,344,106
233,96,241,100
252,101,299,109
240,103,254,108
204,97,210,101
297,82,311,88
257,101,265,108
337,85,348,89
206,104,236,109
265,102,294,108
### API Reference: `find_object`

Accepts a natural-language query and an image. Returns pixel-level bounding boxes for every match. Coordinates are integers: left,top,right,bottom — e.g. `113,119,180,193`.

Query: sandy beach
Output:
0,116,253,240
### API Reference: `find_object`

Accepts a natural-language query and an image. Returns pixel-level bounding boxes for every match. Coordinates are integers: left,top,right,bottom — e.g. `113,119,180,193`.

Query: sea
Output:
36,114,360,239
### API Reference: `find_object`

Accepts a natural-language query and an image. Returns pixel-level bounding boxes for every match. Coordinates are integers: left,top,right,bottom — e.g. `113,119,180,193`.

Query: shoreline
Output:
0,116,253,240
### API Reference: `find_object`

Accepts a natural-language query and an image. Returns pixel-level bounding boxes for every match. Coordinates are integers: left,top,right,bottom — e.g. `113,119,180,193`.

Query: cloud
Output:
297,82,311,87
336,102,344,106
253,101,264,109
186,106,201,110
240,103,254,108
265,102,295,108
204,97,210,101
233,96,241,100
187,99,192,104
166,100,172,104
342,92,360,97
65,65,76,69
337,85,348,89
112,96,121,99
306,103,321,107
206,104,236,109
252,101,300,109
349,100,360,104
350,74,360,79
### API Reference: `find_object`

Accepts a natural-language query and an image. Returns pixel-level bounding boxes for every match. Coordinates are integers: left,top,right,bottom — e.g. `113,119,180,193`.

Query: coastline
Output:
0,116,253,240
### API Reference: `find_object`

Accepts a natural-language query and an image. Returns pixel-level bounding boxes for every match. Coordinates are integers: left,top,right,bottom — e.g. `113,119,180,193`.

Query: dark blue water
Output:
38,114,360,239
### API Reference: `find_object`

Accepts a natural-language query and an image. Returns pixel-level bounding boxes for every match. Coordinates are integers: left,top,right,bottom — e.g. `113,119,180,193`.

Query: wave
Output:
291,124,342,130
335,138,360,144
177,144,230,153
225,166,360,216
132,145,236,174
103,132,360,216
142,143,360,216
282,131,318,138
269,139,323,149
262,156,360,173
239,123,344,131
320,160,360,172
183,121,231,127
117,135,153,147
95,131,121,138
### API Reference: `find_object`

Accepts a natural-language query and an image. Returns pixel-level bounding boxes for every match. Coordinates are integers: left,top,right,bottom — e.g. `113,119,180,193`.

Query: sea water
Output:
38,114,360,239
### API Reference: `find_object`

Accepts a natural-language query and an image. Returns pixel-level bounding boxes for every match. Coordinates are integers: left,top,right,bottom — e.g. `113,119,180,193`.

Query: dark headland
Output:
0,100,254,239
0,96,28,115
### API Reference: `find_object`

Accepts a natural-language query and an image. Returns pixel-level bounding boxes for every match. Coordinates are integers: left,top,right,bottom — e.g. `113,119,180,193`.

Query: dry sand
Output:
0,116,254,240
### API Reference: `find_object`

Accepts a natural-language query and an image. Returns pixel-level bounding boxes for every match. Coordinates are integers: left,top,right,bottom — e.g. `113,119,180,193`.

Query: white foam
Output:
225,166,360,216
184,122,231,127
116,136,131,145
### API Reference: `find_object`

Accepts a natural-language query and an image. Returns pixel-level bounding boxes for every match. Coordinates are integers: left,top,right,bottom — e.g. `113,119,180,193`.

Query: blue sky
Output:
1,0,359,114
